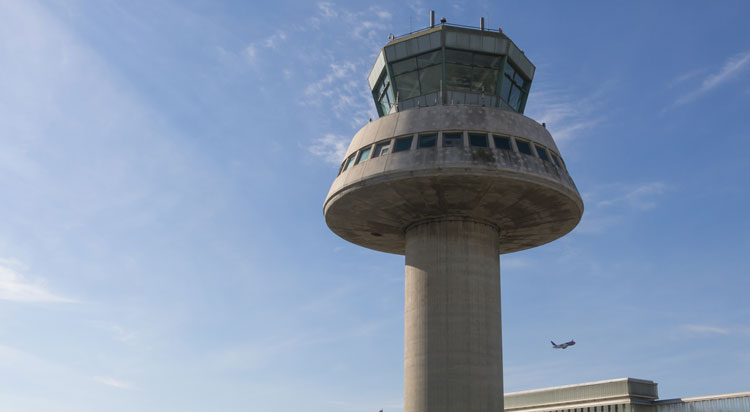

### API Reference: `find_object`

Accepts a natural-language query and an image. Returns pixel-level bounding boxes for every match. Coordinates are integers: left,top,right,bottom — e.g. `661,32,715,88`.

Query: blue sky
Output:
1,1,749,411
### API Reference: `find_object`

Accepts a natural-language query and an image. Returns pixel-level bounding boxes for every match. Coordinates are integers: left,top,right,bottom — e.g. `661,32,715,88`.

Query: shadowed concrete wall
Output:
405,218,502,412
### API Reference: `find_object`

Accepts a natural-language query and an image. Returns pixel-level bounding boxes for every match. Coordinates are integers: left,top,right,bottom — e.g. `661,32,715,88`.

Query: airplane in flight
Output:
551,340,575,349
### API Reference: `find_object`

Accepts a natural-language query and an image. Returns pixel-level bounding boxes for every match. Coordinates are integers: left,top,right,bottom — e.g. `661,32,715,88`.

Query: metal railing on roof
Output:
391,22,504,42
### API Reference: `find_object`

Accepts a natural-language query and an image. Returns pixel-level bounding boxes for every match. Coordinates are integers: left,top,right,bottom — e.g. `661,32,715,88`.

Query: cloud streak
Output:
575,182,668,235
0,260,75,303
308,134,350,164
245,30,288,63
672,51,750,106
94,376,132,389
525,83,609,145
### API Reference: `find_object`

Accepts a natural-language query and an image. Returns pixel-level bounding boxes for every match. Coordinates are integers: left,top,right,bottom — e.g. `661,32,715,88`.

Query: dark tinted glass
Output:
392,58,417,75
443,132,463,147
469,133,488,147
509,85,522,111
473,53,502,69
500,76,512,101
417,50,442,68
493,135,511,150
419,65,442,94
472,68,498,94
551,154,561,167
535,145,549,161
446,64,472,92
372,141,390,158
445,49,472,65
395,71,421,99
393,136,413,152
516,139,532,155
418,134,437,148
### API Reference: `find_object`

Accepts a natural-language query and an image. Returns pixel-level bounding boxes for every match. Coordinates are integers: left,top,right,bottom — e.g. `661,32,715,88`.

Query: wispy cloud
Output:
575,182,668,235
94,376,132,389
682,324,730,336
308,133,350,164
596,182,667,211
676,324,750,340
244,30,288,63
525,83,609,145
667,68,706,88
672,51,750,106
0,260,75,303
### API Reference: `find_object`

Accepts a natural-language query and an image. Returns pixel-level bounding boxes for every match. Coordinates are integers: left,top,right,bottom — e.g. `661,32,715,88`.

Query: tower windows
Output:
551,153,562,168
356,146,371,164
341,153,356,173
340,131,565,176
535,144,549,161
493,135,512,150
469,133,488,147
445,49,502,95
418,133,438,148
391,50,443,101
375,74,395,116
372,141,391,158
515,139,533,155
442,132,463,148
393,136,414,152
501,63,528,112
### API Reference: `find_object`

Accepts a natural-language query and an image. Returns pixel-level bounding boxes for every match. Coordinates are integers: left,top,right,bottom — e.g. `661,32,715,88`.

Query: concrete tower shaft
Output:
405,218,502,412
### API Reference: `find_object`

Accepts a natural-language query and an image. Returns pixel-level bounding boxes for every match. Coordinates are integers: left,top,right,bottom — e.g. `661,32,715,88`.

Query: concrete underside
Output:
325,170,581,255
405,218,502,412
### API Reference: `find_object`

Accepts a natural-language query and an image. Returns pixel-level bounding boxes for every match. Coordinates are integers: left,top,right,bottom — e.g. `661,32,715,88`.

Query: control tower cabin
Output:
323,14,583,412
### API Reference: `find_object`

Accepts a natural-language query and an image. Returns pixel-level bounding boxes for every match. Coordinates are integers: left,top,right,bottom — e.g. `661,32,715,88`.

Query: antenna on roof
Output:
430,10,435,28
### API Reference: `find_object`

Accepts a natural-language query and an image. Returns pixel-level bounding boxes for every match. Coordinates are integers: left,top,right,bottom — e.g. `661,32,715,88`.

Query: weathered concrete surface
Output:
323,105,583,255
343,105,560,158
405,218,502,412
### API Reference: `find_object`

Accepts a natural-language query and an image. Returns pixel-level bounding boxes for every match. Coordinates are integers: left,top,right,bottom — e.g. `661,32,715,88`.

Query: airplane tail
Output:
550,341,556,346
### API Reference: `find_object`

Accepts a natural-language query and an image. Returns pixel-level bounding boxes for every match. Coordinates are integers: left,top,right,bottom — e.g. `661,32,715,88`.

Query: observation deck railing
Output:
391,22,504,41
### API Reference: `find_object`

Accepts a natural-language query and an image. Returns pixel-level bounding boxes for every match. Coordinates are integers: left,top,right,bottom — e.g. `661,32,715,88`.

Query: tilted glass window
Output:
551,153,562,167
342,154,356,172
376,75,395,115
418,133,437,148
395,71,421,99
445,49,501,95
372,141,391,158
391,50,443,103
356,146,372,164
393,136,413,152
392,57,417,75
535,145,549,161
501,63,528,112
493,135,512,150
419,65,442,94
469,133,488,147
515,139,532,155
445,63,472,92
417,50,442,67
443,132,463,148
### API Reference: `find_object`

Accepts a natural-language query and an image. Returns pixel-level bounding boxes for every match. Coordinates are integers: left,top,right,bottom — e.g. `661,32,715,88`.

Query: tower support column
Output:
404,218,503,412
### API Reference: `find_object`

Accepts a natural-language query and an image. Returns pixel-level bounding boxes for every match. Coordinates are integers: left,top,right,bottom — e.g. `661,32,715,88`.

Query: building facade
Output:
505,378,750,412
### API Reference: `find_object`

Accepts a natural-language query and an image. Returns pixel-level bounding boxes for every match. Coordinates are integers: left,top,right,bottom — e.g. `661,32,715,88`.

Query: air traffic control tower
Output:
324,13,584,412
